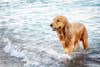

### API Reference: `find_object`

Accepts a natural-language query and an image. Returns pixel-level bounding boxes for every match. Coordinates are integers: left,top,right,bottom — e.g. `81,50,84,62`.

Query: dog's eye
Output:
57,20,60,22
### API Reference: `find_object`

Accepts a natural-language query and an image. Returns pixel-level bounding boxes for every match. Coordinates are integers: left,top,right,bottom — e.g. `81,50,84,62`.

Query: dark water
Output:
0,0,100,67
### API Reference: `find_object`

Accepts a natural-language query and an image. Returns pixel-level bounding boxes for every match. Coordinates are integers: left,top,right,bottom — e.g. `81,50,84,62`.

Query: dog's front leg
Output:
63,47,73,55
60,41,68,54
62,43,73,55
64,39,75,55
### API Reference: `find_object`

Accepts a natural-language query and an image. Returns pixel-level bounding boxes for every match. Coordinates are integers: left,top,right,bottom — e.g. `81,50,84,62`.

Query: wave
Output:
3,38,72,66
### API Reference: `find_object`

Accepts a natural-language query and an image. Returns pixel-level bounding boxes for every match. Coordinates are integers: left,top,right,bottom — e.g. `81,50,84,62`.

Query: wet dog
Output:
50,16,88,55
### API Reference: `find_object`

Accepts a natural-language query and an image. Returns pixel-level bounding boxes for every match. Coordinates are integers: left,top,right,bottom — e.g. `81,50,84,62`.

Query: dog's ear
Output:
63,17,70,28
62,17,69,36
64,22,72,41
63,20,70,33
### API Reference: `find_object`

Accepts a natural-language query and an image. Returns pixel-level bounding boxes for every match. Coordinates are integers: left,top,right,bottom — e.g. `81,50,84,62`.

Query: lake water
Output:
0,0,100,67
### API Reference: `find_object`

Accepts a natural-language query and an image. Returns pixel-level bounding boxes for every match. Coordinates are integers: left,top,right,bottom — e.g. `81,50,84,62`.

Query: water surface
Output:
0,0,100,67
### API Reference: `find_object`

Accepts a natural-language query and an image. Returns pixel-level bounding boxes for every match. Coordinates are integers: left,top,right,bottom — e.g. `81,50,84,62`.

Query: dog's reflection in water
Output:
60,53,88,67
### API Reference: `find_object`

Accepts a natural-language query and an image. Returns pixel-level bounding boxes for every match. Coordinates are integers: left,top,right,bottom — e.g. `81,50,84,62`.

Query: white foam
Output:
42,48,72,60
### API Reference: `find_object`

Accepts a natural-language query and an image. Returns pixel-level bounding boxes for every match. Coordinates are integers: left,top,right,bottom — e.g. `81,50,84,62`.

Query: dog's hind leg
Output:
82,28,88,49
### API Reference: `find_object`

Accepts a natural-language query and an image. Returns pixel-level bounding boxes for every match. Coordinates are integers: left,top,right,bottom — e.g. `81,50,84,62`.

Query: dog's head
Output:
50,16,68,31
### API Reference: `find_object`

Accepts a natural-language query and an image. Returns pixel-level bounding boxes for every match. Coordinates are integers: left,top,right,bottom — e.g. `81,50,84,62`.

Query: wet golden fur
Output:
50,16,88,55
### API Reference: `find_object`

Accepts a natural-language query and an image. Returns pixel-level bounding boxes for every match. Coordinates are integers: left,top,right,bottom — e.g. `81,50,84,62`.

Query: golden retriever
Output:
50,16,88,55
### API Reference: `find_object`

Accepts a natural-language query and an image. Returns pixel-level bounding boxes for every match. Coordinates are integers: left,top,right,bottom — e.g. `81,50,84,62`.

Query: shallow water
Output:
0,0,100,67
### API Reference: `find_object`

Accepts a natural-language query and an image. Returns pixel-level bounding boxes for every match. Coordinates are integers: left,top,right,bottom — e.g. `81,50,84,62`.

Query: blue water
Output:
0,0,100,67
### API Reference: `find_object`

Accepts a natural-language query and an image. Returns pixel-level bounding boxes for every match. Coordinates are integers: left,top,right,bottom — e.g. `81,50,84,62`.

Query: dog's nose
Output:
50,24,53,27
59,26,61,29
